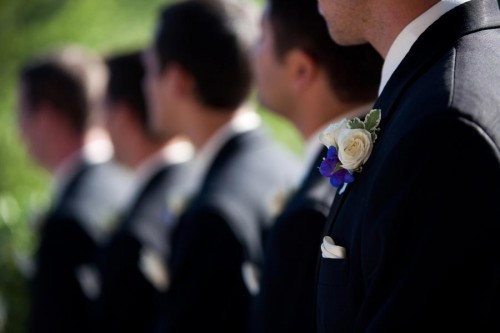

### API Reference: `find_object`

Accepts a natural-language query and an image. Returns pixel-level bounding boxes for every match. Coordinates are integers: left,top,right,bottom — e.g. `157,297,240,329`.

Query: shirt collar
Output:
378,0,471,95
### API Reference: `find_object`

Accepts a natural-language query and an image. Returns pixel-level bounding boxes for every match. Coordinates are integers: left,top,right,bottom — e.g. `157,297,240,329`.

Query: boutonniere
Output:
139,247,170,292
319,109,381,188
162,195,191,225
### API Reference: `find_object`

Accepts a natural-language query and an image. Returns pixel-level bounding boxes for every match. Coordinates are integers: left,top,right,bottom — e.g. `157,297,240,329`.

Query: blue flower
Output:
319,146,355,188
319,146,339,177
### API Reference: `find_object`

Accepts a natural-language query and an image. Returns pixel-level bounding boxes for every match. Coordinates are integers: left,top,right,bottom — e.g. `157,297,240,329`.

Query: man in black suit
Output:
96,51,195,333
249,0,382,332
316,0,500,331
17,46,132,333
143,0,302,331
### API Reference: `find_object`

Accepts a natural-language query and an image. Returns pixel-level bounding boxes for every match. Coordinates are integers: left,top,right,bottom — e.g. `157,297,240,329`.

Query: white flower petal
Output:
319,119,349,147
337,128,373,170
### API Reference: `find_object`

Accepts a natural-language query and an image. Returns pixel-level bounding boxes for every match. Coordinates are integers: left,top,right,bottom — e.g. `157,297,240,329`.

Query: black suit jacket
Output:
156,128,301,333
249,146,336,333
97,162,192,333
28,162,97,333
317,1,500,332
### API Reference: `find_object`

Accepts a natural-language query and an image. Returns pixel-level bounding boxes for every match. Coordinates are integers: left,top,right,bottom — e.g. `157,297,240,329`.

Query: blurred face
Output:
252,9,293,118
102,100,128,165
317,0,368,45
142,47,183,137
16,83,48,168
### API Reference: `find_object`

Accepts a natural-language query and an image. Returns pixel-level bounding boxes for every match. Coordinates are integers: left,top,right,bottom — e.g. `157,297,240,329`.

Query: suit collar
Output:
121,164,176,228
200,128,264,189
190,111,261,193
379,0,471,95
375,0,500,123
51,160,93,212
298,146,327,192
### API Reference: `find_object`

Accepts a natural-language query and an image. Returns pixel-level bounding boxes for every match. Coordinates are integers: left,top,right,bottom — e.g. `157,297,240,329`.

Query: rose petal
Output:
319,119,349,147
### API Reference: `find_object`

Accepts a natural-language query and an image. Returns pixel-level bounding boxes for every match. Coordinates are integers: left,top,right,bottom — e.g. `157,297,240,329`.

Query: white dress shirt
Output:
379,0,471,95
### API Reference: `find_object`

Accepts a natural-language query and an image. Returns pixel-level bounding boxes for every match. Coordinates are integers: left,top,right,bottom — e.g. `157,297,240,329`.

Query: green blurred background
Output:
0,0,301,331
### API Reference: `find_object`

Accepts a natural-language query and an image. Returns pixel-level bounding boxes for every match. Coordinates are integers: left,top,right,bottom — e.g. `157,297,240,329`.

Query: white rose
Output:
319,118,349,148
337,128,373,170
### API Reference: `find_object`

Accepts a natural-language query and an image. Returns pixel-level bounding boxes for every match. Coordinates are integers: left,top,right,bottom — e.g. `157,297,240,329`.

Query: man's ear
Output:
162,64,195,98
284,49,317,92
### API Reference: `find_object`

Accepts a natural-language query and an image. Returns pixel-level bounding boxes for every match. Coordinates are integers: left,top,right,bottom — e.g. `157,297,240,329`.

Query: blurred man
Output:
144,0,302,331
17,46,132,333
249,0,382,331
316,0,500,331
97,50,194,333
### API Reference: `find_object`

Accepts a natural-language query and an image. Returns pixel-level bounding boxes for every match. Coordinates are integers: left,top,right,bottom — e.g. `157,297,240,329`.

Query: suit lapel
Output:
122,165,173,228
37,161,93,236
322,184,352,236
199,129,262,191
51,161,93,214
297,146,328,193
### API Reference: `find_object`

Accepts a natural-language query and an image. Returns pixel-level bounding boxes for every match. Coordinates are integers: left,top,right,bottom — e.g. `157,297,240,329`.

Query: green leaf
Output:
364,109,381,132
333,163,344,173
349,117,365,130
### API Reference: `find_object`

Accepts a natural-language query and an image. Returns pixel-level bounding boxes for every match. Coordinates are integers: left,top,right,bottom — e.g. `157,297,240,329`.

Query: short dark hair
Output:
154,0,256,110
19,46,106,134
268,0,382,103
105,51,148,130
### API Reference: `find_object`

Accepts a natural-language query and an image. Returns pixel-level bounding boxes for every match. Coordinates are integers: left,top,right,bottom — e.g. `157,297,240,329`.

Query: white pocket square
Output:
139,248,170,292
75,264,101,300
321,236,346,259
241,261,260,296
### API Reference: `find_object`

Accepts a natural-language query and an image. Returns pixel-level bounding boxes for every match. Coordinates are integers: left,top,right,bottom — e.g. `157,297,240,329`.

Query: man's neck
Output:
367,0,439,58
296,81,372,139
128,136,169,171
188,106,244,149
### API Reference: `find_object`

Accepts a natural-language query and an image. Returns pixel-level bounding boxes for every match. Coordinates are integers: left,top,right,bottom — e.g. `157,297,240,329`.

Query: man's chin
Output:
147,124,178,142
149,126,169,139
329,33,365,47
